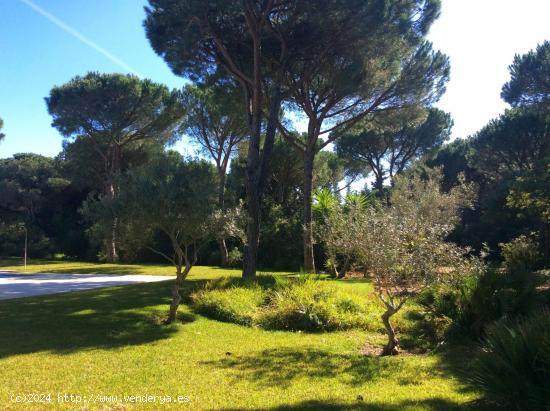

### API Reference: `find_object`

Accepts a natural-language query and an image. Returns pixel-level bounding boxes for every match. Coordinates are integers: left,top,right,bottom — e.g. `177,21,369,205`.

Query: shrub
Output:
469,310,550,410
257,277,372,332
191,276,377,332
419,264,547,340
500,234,543,273
190,276,280,326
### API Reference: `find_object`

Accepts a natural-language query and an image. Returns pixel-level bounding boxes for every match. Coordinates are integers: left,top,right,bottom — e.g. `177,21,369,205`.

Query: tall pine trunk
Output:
217,170,229,267
303,149,316,273
242,86,281,278
106,143,121,263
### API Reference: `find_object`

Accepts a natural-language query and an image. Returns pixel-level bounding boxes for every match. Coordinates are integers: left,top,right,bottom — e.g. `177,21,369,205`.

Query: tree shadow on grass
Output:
223,397,487,410
0,278,207,359
201,347,395,388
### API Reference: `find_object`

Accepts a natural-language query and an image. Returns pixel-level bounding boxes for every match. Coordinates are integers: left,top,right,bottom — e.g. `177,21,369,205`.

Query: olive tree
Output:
118,151,218,323
320,169,480,355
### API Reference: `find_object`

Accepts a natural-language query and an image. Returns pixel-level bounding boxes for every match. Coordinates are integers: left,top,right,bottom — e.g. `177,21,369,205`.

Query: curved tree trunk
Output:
381,308,399,355
218,239,229,267
166,256,190,324
303,149,316,273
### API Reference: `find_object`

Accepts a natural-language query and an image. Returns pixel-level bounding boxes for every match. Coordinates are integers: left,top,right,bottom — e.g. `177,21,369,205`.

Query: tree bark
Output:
381,308,399,355
217,169,229,267
218,239,229,267
303,149,316,273
105,143,121,263
108,215,119,263
242,125,262,278
374,175,385,200
166,255,191,324
242,87,282,278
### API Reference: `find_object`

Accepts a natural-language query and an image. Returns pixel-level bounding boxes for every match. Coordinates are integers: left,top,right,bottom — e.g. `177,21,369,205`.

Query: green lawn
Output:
0,261,481,410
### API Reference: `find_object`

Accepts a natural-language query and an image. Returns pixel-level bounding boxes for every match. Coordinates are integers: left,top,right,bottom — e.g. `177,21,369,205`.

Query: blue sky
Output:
0,0,549,159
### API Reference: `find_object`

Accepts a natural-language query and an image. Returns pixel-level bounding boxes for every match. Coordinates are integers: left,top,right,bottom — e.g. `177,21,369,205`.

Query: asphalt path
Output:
0,272,174,300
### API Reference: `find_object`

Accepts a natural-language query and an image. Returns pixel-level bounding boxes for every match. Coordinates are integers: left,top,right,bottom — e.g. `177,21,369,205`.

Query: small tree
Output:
119,151,218,323
321,169,480,355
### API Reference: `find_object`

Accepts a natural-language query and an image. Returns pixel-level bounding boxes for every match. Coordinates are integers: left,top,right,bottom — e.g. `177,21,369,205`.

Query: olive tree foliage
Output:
317,169,481,355
274,0,450,273
501,40,550,107
336,108,452,197
46,72,185,262
182,82,248,266
117,151,218,323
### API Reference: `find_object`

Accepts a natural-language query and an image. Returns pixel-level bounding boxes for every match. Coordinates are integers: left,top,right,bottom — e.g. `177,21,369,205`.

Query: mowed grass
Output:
0,258,242,277
0,261,481,410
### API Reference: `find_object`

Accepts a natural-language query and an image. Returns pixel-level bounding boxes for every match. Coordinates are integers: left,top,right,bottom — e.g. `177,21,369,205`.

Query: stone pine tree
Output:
501,40,549,107
46,72,185,262
182,82,248,266
275,0,450,272
145,0,450,276
145,0,300,278
336,108,452,198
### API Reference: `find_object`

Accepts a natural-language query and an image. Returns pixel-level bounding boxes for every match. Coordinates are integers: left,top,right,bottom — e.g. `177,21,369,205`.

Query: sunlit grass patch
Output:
0,262,480,410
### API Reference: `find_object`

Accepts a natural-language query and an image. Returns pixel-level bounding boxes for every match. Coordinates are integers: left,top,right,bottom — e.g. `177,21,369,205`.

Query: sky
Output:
0,0,549,159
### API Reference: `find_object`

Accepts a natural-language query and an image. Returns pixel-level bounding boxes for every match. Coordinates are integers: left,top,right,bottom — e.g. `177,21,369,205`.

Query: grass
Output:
191,276,412,332
0,261,482,410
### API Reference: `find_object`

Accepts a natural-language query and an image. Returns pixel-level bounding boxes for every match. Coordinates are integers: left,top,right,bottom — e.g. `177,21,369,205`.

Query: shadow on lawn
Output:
0,279,206,359
202,347,395,388
223,397,486,410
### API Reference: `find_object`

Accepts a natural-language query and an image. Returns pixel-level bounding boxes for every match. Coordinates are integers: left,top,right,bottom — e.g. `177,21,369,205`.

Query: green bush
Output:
257,277,373,331
191,284,265,326
191,276,377,332
500,234,543,273
469,310,550,410
418,265,547,340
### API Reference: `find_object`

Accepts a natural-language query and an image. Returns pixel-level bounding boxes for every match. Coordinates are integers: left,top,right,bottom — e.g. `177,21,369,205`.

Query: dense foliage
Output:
469,310,550,410
192,275,386,332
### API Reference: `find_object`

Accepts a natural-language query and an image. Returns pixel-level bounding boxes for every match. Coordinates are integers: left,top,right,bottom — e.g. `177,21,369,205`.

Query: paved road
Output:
0,272,174,300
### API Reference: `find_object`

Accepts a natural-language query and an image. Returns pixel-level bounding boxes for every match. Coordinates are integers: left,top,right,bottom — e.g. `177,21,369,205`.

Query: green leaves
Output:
501,41,550,107
46,72,185,146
